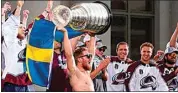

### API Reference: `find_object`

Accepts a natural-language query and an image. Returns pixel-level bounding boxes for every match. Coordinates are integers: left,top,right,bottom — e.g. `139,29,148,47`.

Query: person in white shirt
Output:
1,2,11,24
1,2,12,73
106,42,134,91
124,42,169,91
1,0,32,92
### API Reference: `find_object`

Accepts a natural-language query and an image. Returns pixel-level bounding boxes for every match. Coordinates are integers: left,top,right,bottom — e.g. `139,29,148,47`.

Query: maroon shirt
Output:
47,51,72,92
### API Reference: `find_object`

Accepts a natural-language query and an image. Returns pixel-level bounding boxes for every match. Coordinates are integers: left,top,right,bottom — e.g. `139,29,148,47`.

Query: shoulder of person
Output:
126,58,135,64
127,61,141,72
110,56,119,62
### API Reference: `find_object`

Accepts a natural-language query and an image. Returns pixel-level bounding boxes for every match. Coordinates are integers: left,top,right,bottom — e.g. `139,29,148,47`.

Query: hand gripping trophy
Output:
52,1,112,35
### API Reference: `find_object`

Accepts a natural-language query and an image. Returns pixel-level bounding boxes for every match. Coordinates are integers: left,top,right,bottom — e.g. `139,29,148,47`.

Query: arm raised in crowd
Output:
70,35,82,52
169,22,178,48
27,0,53,30
153,50,164,62
14,0,24,17
2,0,24,42
22,10,29,29
86,33,96,67
89,34,96,56
1,2,11,16
2,2,11,23
41,0,53,19
56,25,77,75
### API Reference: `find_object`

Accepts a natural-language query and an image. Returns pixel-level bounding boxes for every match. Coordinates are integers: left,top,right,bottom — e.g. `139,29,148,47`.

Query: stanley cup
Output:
52,1,112,35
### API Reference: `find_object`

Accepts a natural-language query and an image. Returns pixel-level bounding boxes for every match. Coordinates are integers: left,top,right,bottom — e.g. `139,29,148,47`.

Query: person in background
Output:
158,47,178,91
124,42,168,91
1,0,32,91
83,34,110,91
1,2,12,75
1,2,11,23
154,24,178,91
167,23,178,66
46,41,72,92
47,35,83,92
106,42,134,91
91,41,109,91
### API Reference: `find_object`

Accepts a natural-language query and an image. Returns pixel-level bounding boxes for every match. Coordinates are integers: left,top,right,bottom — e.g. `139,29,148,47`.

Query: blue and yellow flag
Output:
26,18,83,87
26,18,55,87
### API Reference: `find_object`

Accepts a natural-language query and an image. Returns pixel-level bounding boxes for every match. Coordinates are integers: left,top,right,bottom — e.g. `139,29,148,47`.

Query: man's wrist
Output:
17,6,22,10
45,9,50,13
23,18,28,21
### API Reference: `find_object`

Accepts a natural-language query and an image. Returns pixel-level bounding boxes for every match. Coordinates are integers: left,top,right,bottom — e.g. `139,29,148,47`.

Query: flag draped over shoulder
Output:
26,18,83,87
26,18,55,87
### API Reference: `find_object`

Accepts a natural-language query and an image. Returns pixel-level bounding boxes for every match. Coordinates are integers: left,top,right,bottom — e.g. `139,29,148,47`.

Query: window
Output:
111,0,154,60
111,0,127,10
111,15,127,55
129,0,154,13
130,17,153,60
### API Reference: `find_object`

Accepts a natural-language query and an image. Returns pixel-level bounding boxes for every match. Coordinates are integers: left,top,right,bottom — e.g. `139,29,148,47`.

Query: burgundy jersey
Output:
158,64,178,91
124,61,168,91
47,51,72,92
106,56,134,91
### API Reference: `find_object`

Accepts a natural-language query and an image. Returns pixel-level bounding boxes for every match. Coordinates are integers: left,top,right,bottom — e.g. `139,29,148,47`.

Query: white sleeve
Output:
129,71,136,91
176,60,178,66
157,70,169,91
93,57,99,68
2,15,20,47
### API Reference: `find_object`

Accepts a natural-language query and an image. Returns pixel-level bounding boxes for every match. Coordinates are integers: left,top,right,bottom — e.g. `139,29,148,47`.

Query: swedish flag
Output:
26,18,83,87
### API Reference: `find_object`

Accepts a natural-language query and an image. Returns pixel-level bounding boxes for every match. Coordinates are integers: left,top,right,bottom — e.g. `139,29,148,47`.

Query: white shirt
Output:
127,62,169,91
106,56,131,91
2,15,27,79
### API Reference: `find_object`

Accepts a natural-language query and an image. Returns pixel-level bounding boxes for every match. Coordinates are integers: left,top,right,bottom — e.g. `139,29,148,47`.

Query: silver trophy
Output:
52,1,112,35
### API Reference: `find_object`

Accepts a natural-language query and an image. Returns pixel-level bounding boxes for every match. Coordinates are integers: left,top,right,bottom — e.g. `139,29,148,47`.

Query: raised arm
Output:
70,35,82,52
169,22,178,48
14,0,24,17
86,33,96,67
2,2,11,23
41,0,53,20
22,10,29,29
2,0,23,40
153,50,164,62
2,2,11,16
56,25,77,74
88,34,96,56
26,0,53,33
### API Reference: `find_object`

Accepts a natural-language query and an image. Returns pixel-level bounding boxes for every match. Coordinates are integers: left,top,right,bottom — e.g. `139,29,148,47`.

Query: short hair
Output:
116,42,129,51
140,42,154,51
73,47,87,64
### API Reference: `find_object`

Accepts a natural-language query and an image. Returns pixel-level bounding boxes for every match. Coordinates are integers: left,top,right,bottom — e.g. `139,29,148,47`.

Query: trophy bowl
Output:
52,1,112,35
52,5,72,27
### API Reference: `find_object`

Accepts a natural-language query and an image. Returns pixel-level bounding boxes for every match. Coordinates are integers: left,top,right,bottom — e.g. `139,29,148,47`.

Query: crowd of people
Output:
1,0,178,92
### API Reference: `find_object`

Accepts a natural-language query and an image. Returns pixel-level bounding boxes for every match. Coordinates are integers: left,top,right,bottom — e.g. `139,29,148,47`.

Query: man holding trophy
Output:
50,1,112,91
1,0,112,91
15,0,112,91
